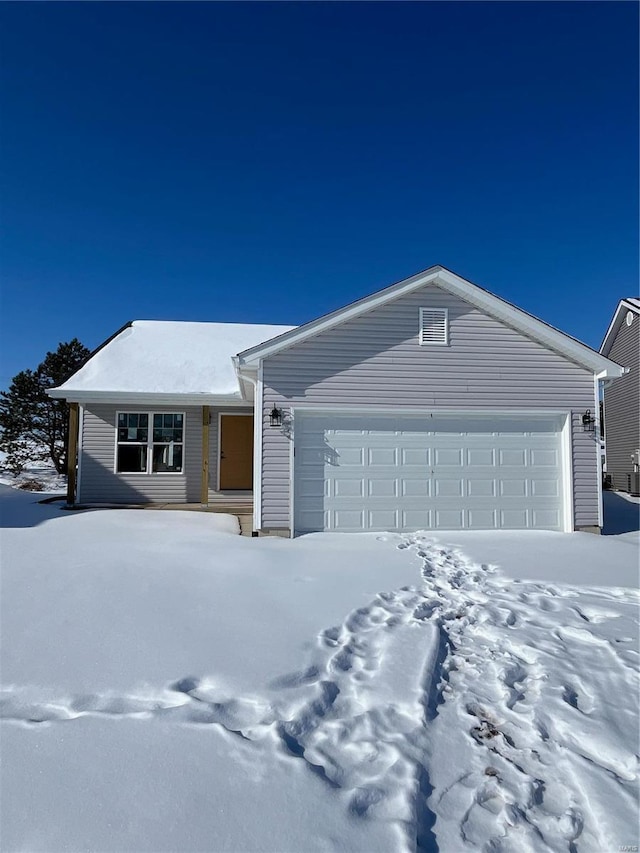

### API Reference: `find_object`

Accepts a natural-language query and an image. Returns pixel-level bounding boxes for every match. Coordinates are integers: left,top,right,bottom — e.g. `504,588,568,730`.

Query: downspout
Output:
595,368,628,528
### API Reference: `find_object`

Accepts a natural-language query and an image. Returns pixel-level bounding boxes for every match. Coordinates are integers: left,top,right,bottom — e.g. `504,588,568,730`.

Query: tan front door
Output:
219,415,254,490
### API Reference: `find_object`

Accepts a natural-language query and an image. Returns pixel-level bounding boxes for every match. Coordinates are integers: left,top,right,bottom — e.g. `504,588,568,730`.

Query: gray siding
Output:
604,314,640,490
79,404,252,504
261,283,598,530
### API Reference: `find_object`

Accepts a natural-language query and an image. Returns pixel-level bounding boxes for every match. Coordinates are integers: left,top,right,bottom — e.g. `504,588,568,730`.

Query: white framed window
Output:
116,412,184,474
419,307,449,345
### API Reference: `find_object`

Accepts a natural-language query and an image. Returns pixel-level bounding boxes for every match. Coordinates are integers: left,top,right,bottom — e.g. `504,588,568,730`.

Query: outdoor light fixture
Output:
269,406,283,427
582,409,596,432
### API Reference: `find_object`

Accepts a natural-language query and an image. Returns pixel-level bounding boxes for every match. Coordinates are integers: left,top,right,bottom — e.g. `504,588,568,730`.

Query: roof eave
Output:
237,265,445,365
236,266,625,376
46,389,252,406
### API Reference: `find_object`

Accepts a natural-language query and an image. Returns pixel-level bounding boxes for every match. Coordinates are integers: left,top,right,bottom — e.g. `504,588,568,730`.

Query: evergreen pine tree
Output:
0,339,91,475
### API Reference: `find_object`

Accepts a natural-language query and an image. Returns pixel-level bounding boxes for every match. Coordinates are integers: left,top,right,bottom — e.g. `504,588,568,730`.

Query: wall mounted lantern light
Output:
269,406,283,427
582,409,596,432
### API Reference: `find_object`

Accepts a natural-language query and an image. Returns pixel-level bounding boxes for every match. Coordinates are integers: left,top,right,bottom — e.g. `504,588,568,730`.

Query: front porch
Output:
62,494,255,536
150,498,255,535
64,404,257,533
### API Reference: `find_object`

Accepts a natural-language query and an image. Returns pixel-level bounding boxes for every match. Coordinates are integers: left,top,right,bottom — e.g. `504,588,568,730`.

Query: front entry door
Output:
219,415,254,489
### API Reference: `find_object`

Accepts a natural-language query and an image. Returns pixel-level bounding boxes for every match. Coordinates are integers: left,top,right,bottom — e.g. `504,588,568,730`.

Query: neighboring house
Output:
49,266,625,536
600,298,640,493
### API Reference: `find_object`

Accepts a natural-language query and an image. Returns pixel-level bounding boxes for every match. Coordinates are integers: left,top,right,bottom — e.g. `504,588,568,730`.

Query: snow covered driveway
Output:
1,487,638,852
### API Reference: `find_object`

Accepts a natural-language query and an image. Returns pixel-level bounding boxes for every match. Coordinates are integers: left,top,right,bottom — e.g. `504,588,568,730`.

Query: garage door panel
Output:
402,448,430,466
531,479,559,497
298,448,328,466
532,509,561,528
402,479,430,497
333,448,365,465
294,413,565,533
334,509,365,529
467,479,496,497
500,480,527,497
435,478,464,497
434,448,463,466
297,509,327,531
334,478,364,497
297,477,329,498
468,509,498,529
468,448,495,466
435,509,465,528
531,449,559,467
368,448,398,466
368,509,398,528
368,479,398,497
499,449,527,466
501,509,529,528
403,509,432,527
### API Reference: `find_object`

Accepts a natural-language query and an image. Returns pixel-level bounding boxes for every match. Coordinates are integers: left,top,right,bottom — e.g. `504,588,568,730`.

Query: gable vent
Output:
419,307,449,345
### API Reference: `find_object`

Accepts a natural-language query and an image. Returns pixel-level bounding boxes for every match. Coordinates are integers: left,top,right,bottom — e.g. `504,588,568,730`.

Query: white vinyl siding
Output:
261,283,598,531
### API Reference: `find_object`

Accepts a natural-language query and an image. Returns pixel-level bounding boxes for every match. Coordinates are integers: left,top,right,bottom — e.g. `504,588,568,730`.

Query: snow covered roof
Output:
49,321,295,402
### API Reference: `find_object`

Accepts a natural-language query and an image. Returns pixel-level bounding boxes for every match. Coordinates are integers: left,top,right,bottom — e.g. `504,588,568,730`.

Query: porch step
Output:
65,502,255,536
236,514,254,536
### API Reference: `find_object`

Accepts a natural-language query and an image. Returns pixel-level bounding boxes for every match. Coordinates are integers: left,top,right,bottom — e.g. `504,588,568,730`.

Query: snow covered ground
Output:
0,452,66,493
1,486,638,853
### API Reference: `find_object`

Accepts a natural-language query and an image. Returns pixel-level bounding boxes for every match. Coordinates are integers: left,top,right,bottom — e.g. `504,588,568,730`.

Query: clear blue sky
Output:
1,2,637,387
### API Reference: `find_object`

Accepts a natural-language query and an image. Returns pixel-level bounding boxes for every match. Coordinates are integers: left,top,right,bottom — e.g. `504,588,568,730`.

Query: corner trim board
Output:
594,374,603,529
560,412,574,533
201,405,210,505
67,403,79,506
77,405,84,504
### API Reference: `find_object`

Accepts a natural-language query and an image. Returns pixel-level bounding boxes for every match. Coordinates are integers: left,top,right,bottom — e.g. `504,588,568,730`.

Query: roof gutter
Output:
597,367,628,388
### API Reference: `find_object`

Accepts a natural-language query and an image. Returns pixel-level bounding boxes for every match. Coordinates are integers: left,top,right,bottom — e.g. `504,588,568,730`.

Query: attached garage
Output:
293,411,570,535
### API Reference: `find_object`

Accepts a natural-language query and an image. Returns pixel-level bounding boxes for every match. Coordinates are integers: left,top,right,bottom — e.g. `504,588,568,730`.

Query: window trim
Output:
419,307,449,346
114,411,186,475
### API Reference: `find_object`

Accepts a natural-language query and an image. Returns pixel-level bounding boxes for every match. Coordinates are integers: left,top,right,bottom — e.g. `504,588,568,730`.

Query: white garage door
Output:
293,412,566,534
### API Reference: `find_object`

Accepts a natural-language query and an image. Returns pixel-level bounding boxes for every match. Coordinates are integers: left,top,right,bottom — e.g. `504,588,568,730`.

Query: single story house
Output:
49,266,625,536
600,297,640,493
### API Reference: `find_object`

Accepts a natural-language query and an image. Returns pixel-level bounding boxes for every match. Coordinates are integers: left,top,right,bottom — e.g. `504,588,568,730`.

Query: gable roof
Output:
49,320,296,403
237,265,624,378
600,298,640,358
